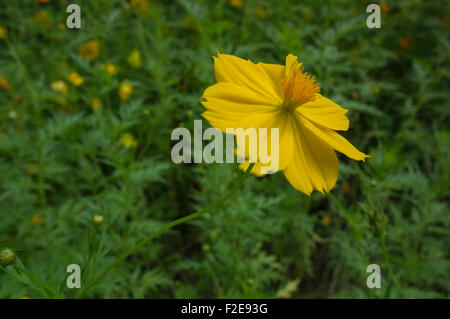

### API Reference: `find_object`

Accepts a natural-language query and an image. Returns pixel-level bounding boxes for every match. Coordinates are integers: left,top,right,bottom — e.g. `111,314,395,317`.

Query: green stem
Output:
13,264,62,298
76,163,255,298
379,236,404,298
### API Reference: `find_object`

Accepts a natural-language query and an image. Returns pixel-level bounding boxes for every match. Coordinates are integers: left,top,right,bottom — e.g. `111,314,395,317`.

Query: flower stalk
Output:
76,163,255,298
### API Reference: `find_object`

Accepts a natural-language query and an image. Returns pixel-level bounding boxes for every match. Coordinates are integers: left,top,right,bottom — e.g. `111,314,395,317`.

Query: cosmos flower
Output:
32,214,42,226
119,81,133,101
127,49,142,69
101,63,118,76
229,0,243,9
51,80,68,95
130,0,150,15
0,76,12,91
91,97,101,111
120,132,138,148
67,72,84,86
80,40,100,61
0,27,6,40
201,53,369,195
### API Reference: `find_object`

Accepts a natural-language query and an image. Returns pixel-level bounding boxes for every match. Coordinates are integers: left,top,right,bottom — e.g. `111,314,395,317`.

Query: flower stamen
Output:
282,67,320,110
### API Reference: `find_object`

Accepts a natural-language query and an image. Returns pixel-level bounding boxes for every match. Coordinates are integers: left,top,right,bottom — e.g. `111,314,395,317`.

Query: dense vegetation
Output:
0,0,448,298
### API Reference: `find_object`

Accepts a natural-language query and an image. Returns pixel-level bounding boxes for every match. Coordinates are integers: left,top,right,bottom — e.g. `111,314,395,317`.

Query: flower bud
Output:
92,215,104,231
0,248,16,267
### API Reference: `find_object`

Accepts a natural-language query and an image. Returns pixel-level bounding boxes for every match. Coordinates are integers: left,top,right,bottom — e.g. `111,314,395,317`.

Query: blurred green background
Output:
0,0,448,298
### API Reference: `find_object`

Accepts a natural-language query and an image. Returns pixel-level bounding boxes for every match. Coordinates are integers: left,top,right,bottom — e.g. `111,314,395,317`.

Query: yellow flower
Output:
127,49,141,69
120,132,138,148
130,0,150,15
321,215,332,225
398,37,411,51
91,97,101,111
184,17,200,32
254,7,268,19
229,0,243,8
102,63,118,76
0,27,6,39
51,80,68,95
119,81,133,101
33,10,53,29
380,2,390,13
80,40,100,61
0,76,12,91
8,110,17,119
67,72,84,86
201,53,369,195
32,214,42,226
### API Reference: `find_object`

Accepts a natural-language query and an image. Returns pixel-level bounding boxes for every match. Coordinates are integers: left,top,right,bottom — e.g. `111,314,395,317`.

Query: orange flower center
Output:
282,68,320,110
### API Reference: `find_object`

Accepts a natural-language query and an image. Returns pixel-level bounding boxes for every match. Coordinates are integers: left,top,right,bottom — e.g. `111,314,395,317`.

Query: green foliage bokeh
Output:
0,0,448,298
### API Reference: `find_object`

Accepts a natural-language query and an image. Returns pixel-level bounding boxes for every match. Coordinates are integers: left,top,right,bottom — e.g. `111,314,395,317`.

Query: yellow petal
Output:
257,62,285,101
285,54,303,77
283,120,338,195
296,93,349,131
238,161,266,177
213,53,283,104
296,114,369,161
237,110,294,172
201,82,278,132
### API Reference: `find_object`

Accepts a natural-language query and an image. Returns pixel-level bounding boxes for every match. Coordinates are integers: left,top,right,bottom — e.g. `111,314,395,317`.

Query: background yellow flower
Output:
80,40,100,61
120,132,137,148
67,72,84,86
0,76,12,91
51,80,68,95
119,81,133,101
127,49,142,69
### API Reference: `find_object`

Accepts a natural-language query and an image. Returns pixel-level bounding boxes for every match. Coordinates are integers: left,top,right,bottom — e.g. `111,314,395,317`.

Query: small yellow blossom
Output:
58,23,65,30
373,87,380,94
321,215,332,226
127,49,142,69
67,72,84,86
276,278,300,298
32,214,42,226
119,81,133,101
33,10,53,29
0,27,6,39
0,76,12,91
130,0,150,15
80,40,100,61
102,63,118,76
398,37,411,51
229,0,243,8
21,296,31,299
379,2,390,13
8,110,17,119
51,80,69,95
184,17,200,32
120,132,138,148
254,7,268,19
91,97,101,111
